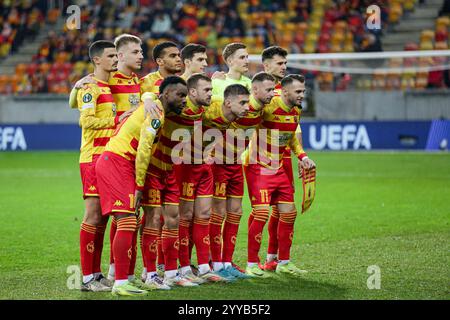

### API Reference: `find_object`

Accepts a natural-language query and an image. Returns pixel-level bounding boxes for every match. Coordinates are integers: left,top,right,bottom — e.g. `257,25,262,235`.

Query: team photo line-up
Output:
70,33,316,296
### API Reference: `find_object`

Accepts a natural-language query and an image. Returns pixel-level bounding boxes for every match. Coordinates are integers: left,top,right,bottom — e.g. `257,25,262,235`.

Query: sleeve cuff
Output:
298,153,308,161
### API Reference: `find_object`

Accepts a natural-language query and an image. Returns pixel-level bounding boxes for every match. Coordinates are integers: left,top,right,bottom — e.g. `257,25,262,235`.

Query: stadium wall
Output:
1,121,448,152
315,90,450,120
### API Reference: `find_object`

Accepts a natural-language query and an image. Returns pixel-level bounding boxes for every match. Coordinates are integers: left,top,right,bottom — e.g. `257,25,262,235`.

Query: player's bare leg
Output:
80,197,111,291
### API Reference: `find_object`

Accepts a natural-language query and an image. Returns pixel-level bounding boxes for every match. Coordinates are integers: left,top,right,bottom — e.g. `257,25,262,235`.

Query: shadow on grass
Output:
69,274,348,300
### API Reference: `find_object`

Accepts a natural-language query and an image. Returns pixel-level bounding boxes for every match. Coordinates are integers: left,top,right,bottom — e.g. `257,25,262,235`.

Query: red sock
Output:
128,216,141,276
93,223,106,274
162,226,179,272
209,211,224,263
140,215,146,269
278,211,297,261
80,222,96,276
113,216,136,280
109,216,117,265
247,208,269,263
192,217,210,265
188,223,194,261
222,212,242,263
157,215,165,266
248,208,255,229
178,219,191,268
142,227,159,273
267,205,280,256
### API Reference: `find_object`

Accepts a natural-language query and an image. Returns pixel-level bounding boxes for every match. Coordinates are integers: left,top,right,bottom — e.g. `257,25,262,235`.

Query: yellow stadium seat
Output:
436,16,450,29
303,42,316,53
419,41,434,50
306,32,318,43
403,0,416,11
420,30,435,43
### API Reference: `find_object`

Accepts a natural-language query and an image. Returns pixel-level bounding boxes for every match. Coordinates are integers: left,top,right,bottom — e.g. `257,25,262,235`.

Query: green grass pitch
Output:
0,151,449,300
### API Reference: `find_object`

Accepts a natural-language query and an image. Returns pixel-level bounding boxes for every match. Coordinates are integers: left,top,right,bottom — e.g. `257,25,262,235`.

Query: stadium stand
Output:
0,0,449,94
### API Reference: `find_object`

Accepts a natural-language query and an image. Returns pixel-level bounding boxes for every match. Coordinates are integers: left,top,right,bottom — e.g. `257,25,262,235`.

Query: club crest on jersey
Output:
129,94,139,107
151,119,161,130
83,93,92,103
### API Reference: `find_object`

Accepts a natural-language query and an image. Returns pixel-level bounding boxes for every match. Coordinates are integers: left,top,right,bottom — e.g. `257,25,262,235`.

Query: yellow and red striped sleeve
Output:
77,80,118,163
140,71,164,95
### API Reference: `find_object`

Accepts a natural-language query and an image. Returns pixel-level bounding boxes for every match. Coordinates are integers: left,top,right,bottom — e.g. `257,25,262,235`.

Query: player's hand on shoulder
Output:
75,74,95,89
118,108,135,122
143,98,163,119
211,71,226,80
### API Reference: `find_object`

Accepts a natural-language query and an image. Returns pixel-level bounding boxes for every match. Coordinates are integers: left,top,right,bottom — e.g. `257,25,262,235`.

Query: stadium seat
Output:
435,41,448,50
15,63,27,75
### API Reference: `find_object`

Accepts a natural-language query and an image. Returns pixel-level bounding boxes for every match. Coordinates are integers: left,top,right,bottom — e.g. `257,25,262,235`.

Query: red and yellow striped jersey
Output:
148,97,204,173
274,81,302,157
225,94,264,164
108,71,141,115
104,102,164,189
202,100,236,164
140,71,164,95
249,96,306,170
77,78,118,163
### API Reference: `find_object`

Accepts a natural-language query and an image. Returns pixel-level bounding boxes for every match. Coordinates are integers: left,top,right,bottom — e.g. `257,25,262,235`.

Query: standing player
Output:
211,43,251,99
245,74,315,277
176,74,225,283
259,46,308,271
208,72,276,278
180,44,208,80
139,41,182,278
77,40,133,291
95,76,186,295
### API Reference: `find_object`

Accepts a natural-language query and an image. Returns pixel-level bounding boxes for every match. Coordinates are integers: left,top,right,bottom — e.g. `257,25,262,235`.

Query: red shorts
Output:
80,161,99,199
141,170,180,207
179,163,213,201
245,163,294,207
212,164,244,199
95,151,136,215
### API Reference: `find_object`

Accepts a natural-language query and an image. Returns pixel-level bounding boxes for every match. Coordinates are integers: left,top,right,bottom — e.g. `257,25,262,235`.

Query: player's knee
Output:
179,207,193,221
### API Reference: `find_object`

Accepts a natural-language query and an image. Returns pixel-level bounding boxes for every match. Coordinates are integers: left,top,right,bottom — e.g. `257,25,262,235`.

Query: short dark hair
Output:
187,73,211,90
181,43,206,62
261,46,288,62
252,72,276,83
222,42,246,63
159,76,187,94
152,41,178,61
89,40,116,62
281,74,305,87
223,84,250,100
113,34,142,51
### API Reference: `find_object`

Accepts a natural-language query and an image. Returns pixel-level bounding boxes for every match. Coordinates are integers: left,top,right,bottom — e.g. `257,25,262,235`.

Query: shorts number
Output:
148,189,161,204
259,189,269,203
215,182,226,197
182,182,194,197
129,193,134,208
